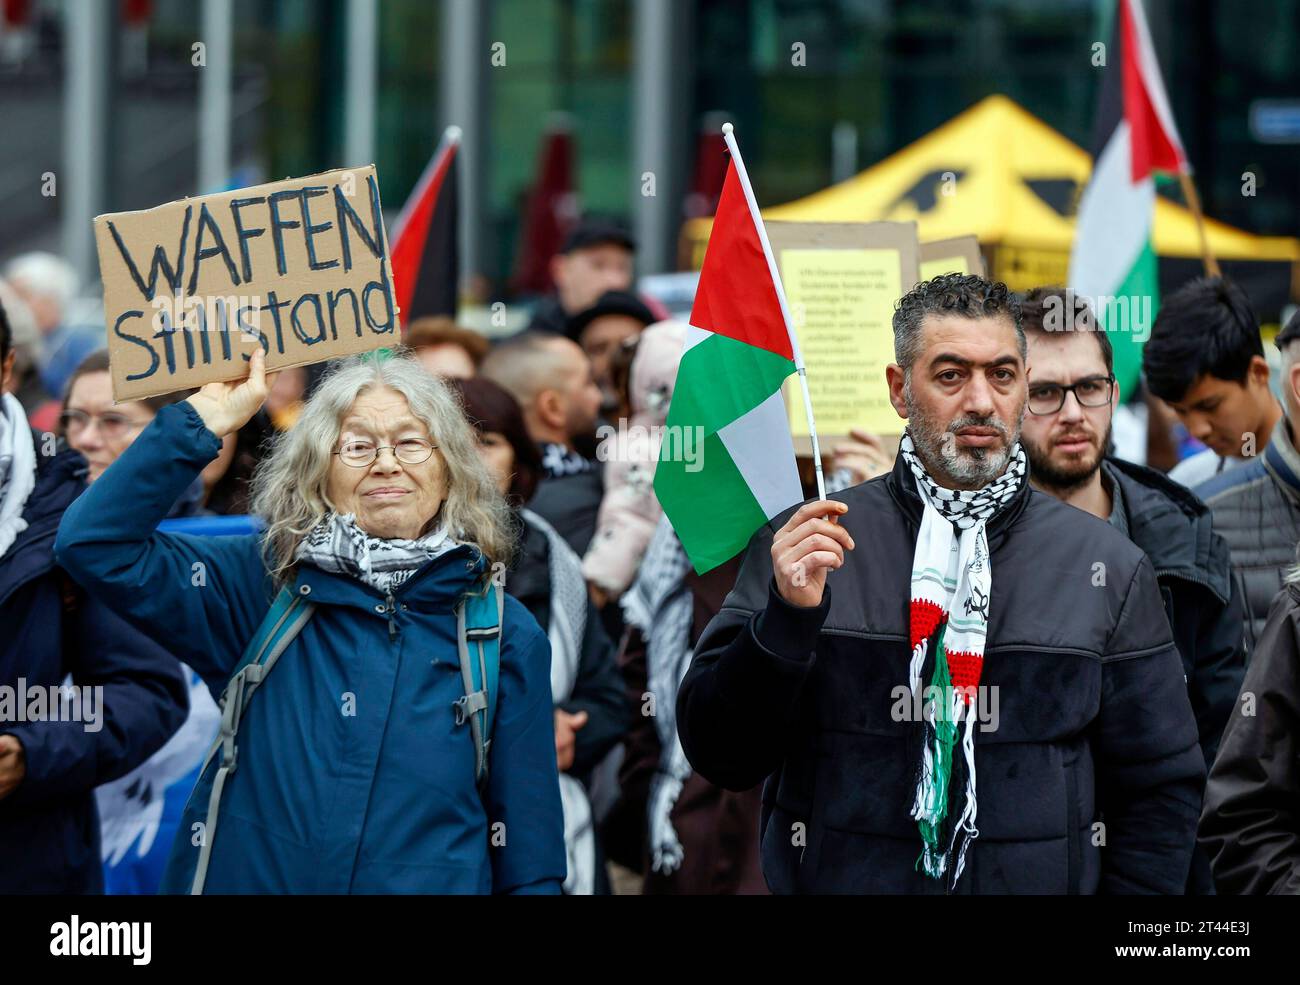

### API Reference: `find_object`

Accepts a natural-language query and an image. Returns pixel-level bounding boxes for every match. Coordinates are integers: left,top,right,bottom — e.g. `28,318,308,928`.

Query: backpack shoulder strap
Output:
191,581,315,894
454,580,504,789
237,584,315,683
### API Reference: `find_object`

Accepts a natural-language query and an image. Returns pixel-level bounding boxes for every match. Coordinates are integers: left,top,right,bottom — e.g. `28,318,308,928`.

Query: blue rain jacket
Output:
56,402,566,894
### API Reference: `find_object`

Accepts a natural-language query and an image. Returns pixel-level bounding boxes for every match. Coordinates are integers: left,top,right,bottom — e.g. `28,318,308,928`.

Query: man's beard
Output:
904,376,1023,489
1025,423,1112,493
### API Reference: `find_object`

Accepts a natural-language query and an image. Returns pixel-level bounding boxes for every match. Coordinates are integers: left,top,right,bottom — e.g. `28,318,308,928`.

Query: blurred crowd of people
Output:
1,217,1298,895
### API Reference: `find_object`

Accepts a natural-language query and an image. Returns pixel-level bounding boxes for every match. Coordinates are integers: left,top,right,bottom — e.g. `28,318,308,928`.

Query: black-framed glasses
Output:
334,438,438,468
1027,375,1116,416
59,409,150,441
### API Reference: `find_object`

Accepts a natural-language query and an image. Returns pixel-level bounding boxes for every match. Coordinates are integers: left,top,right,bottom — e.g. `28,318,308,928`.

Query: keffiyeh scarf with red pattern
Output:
898,431,1026,887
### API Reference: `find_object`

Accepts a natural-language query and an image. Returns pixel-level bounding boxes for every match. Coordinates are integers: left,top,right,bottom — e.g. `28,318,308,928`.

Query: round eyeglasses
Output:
59,409,150,441
334,438,437,468
1027,375,1115,416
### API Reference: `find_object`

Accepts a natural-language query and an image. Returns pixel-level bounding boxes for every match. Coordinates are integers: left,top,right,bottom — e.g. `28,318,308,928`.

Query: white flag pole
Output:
391,124,461,243
720,122,826,501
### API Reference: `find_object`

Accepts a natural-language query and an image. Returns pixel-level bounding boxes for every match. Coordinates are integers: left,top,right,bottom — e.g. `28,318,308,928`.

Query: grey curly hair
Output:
249,351,517,585
893,272,1024,372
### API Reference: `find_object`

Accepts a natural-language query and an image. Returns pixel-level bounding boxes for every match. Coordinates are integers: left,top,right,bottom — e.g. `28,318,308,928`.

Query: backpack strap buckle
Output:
453,690,488,726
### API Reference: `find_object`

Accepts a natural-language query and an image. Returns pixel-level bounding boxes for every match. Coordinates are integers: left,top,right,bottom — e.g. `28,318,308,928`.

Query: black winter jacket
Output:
1106,458,1246,767
528,468,604,559
0,444,188,893
1199,582,1300,894
677,454,1206,894
507,511,626,781
1106,459,1247,895
1193,420,1300,655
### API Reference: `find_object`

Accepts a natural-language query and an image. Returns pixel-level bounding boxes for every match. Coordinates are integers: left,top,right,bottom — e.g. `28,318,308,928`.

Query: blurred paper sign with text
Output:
919,235,985,281
768,220,919,450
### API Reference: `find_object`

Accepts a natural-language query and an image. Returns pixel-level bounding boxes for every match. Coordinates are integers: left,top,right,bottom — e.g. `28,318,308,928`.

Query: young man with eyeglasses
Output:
1019,286,1246,893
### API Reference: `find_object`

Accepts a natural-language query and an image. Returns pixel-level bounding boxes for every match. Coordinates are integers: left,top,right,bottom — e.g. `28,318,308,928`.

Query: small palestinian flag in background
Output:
391,127,461,324
1070,0,1189,398
655,134,805,575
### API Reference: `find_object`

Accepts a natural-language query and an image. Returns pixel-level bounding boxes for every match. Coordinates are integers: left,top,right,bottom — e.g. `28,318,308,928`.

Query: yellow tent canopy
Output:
683,95,1300,298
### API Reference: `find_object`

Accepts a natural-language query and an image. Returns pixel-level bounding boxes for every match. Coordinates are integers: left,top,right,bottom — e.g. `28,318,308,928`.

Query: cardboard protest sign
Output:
919,235,986,281
767,220,919,451
94,165,397,401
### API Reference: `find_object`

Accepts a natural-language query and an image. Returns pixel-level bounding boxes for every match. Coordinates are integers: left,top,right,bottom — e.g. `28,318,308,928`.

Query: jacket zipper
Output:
1235,569,1255,660
1152,567,1219,596
1066,760,1081,894
384,592,398,640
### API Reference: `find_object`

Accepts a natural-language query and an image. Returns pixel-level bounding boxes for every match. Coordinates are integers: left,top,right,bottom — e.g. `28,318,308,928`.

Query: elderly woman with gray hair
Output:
55,349,566,894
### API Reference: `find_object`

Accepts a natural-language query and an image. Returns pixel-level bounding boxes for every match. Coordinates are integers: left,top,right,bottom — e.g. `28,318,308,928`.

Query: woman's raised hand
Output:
186,348,270,439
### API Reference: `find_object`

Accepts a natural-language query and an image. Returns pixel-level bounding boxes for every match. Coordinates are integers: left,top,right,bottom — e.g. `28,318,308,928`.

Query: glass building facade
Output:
1,0,1296,304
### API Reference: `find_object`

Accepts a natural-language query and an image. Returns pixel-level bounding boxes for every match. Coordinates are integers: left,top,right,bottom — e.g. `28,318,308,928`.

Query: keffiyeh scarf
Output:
621,516,695,875
521,508,598,896
0,393,36,559
540,442,595,478
899,432,1026,887
295,512,462,594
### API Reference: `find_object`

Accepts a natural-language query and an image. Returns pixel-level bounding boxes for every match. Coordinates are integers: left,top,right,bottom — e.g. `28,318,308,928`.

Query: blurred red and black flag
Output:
391,128,461,325
684,115,729,219
510,120,577,296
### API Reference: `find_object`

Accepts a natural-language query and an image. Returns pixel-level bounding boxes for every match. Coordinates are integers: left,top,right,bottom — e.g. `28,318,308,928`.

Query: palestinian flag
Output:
1069,0,1188,397
391,128,460,323
655,152,804,574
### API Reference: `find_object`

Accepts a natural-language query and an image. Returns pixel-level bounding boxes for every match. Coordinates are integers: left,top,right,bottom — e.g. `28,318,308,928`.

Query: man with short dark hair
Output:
527,217,637,337
677,273,1204,894
1018,286,1246,893
1143,276,1282,486
568,289,656,407
482,331,604,555
1190,305,1300,653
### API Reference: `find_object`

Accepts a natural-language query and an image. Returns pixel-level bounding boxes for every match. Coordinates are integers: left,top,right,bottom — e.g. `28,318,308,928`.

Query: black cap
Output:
1277,308,1300,350
561,216,636,255
567,290,656,340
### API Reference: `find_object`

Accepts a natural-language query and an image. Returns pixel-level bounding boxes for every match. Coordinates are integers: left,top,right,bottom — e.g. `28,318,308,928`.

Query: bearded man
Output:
676,273,1205,894
1017,286,1245,894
